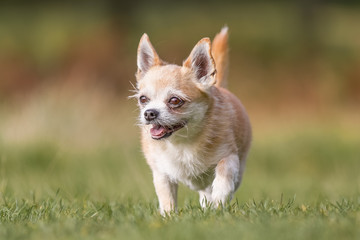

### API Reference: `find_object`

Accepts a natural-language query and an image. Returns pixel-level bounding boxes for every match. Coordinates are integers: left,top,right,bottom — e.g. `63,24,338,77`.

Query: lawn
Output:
0,90,359,239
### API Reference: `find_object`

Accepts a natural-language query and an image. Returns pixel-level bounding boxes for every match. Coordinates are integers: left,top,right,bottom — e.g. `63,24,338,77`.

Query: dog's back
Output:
210,27,252,188
211,27,252,154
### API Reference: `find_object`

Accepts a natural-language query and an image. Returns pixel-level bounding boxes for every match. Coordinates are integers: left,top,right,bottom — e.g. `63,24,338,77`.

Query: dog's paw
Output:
211,177,234,208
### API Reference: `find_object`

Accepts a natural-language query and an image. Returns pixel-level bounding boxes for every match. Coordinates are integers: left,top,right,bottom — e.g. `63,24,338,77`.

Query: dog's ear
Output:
183,38,216,88
137,34,161,76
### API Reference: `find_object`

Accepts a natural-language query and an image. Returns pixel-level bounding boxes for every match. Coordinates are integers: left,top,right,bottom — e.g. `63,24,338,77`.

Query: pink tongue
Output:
150,125,167,137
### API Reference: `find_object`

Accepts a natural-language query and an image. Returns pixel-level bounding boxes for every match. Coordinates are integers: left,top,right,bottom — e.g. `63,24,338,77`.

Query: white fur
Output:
211,154,240,207
147,142,212,190
145,136,239,189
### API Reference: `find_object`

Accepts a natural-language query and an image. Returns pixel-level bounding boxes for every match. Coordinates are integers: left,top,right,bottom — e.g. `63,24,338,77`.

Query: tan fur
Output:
135,27,252,214
212,27,229,88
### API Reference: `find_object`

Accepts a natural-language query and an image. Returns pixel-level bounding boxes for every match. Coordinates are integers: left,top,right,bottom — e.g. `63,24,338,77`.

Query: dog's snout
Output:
144,109,159,121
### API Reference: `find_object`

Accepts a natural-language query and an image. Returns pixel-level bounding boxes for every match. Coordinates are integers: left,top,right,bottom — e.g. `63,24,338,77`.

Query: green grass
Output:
0,195,359,240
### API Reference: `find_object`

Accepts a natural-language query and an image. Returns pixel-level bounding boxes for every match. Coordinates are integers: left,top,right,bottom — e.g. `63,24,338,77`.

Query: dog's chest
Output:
152,142,213,188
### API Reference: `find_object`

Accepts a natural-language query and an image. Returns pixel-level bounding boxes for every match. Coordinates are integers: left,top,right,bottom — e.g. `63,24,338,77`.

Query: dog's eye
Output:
139,96,149,104
168,97,183,107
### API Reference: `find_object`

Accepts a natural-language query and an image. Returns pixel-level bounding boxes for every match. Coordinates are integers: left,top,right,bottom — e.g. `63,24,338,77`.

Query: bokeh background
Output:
0,0,359,206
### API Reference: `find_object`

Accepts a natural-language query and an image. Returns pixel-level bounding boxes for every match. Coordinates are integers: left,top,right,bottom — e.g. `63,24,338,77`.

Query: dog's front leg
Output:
153,171,178,215
211,154,240,207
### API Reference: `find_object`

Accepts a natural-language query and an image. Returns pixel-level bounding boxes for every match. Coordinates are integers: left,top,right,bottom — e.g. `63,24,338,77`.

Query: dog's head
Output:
133,34,216,140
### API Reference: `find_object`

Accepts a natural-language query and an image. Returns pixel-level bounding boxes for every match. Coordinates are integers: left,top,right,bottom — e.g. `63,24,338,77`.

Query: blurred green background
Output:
0,0,359,208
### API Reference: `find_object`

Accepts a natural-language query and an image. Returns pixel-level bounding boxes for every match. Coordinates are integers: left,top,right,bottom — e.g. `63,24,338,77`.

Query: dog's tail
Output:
212,26,229,88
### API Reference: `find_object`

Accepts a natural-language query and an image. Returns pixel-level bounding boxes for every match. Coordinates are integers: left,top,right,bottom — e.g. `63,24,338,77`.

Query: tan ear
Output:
137,34,161,76
183,38,216,87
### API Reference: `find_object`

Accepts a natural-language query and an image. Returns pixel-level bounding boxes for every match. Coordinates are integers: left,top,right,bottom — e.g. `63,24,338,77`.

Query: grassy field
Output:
0,88,359,239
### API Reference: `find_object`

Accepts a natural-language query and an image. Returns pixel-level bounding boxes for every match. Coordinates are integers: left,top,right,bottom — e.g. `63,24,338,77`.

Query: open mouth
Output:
150,123,186,140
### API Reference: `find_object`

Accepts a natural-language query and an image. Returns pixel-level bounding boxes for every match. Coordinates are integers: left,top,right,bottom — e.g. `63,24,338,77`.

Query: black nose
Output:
144,109,159,121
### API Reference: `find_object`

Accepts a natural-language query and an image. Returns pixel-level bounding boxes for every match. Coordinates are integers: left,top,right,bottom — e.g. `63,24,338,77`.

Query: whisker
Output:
132,108,140,114
175,110,193,115
176,122,190,138
129,81,138,91
128,93,139,100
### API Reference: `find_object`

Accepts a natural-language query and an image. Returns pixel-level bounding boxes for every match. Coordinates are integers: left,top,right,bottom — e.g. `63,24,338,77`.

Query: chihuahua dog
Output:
133,27,252,215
